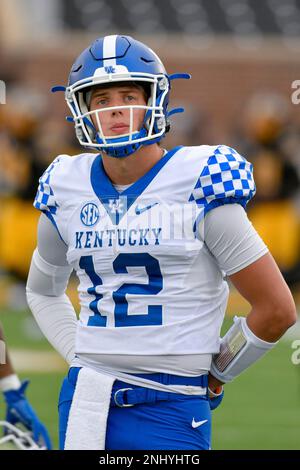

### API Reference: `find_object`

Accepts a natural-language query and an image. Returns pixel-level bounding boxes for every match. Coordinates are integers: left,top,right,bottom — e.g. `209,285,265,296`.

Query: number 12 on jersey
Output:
79,253,163,327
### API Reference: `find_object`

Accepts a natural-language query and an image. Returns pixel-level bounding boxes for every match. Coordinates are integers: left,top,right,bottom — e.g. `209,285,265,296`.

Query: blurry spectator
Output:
236,91,300,287
0,83,77,280
164,101,213,148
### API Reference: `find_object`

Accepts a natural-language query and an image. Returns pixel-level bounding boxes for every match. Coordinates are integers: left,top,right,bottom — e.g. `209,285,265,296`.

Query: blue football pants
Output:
58,367,211,450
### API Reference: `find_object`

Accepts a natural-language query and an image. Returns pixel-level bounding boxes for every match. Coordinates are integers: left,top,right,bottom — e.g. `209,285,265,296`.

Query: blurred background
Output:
0,0,299,450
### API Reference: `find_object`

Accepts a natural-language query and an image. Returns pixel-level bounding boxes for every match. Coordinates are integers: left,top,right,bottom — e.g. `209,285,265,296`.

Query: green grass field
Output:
0,308,299,450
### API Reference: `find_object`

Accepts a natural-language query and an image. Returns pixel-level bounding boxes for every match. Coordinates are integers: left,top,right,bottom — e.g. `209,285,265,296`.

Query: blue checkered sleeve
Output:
189,145,256,216
33,157,61,217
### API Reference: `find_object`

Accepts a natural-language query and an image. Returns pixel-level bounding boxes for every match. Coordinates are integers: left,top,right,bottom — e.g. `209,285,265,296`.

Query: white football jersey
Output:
34,145,255,359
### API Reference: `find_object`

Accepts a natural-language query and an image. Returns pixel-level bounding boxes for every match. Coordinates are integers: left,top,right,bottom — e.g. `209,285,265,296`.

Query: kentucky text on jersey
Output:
75,227,162,249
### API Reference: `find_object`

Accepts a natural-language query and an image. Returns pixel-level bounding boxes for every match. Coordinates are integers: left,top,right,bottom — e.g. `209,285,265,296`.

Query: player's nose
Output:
110,97,124,115
111,107,123,116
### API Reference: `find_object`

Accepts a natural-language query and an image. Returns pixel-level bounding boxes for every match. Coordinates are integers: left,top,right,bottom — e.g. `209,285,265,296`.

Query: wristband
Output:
0,374,21,392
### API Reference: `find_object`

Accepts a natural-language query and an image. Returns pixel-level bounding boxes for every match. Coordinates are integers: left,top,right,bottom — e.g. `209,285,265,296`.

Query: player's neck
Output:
101,144,165,185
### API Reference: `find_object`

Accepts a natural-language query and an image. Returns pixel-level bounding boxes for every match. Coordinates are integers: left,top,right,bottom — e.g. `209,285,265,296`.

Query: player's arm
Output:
208,253,297,391
27,155,77,364
26,213,77,364
202,204,297,389
230,252,296,342
193,146,297,395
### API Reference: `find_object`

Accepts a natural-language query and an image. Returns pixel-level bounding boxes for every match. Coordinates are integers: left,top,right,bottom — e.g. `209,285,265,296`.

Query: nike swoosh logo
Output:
135,202,158,215
191,418,208,429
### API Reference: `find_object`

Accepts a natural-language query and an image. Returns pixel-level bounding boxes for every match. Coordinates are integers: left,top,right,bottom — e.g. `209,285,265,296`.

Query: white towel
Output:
64,367,115,450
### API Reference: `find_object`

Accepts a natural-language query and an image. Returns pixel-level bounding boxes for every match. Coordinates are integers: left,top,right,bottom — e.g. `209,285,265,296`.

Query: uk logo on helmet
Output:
80,203,100,226
104,66,116,74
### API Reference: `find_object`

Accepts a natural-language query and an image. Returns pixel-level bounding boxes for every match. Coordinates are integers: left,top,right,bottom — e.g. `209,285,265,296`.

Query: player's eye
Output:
124,94,136,102
92,96,109,106
97,98,108,105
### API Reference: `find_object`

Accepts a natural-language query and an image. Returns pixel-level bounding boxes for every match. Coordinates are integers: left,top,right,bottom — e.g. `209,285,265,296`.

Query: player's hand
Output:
3,380,52,449
207,373,224,410
207,385,224,410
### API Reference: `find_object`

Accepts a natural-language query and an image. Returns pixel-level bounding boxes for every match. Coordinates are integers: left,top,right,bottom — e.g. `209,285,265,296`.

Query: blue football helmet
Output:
53,35,190,157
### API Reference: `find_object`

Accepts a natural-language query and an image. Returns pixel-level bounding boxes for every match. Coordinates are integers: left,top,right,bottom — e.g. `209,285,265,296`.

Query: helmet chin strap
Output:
96,128,147,158
102,142,143,158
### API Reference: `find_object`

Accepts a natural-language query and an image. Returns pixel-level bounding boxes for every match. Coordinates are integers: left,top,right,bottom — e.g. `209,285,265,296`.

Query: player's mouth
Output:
110,123,130,134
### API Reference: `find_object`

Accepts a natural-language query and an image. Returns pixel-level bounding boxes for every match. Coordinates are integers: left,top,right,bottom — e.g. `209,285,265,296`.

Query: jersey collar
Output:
90,146,183,224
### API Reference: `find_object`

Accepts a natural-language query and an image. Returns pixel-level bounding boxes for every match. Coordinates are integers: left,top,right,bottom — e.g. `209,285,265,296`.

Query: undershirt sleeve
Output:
37,213,69,266
26,214,76,364
198,203,269,276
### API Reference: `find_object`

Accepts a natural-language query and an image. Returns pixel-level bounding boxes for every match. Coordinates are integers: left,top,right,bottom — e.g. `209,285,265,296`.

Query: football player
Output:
26,35,297,450
0,324,52,449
